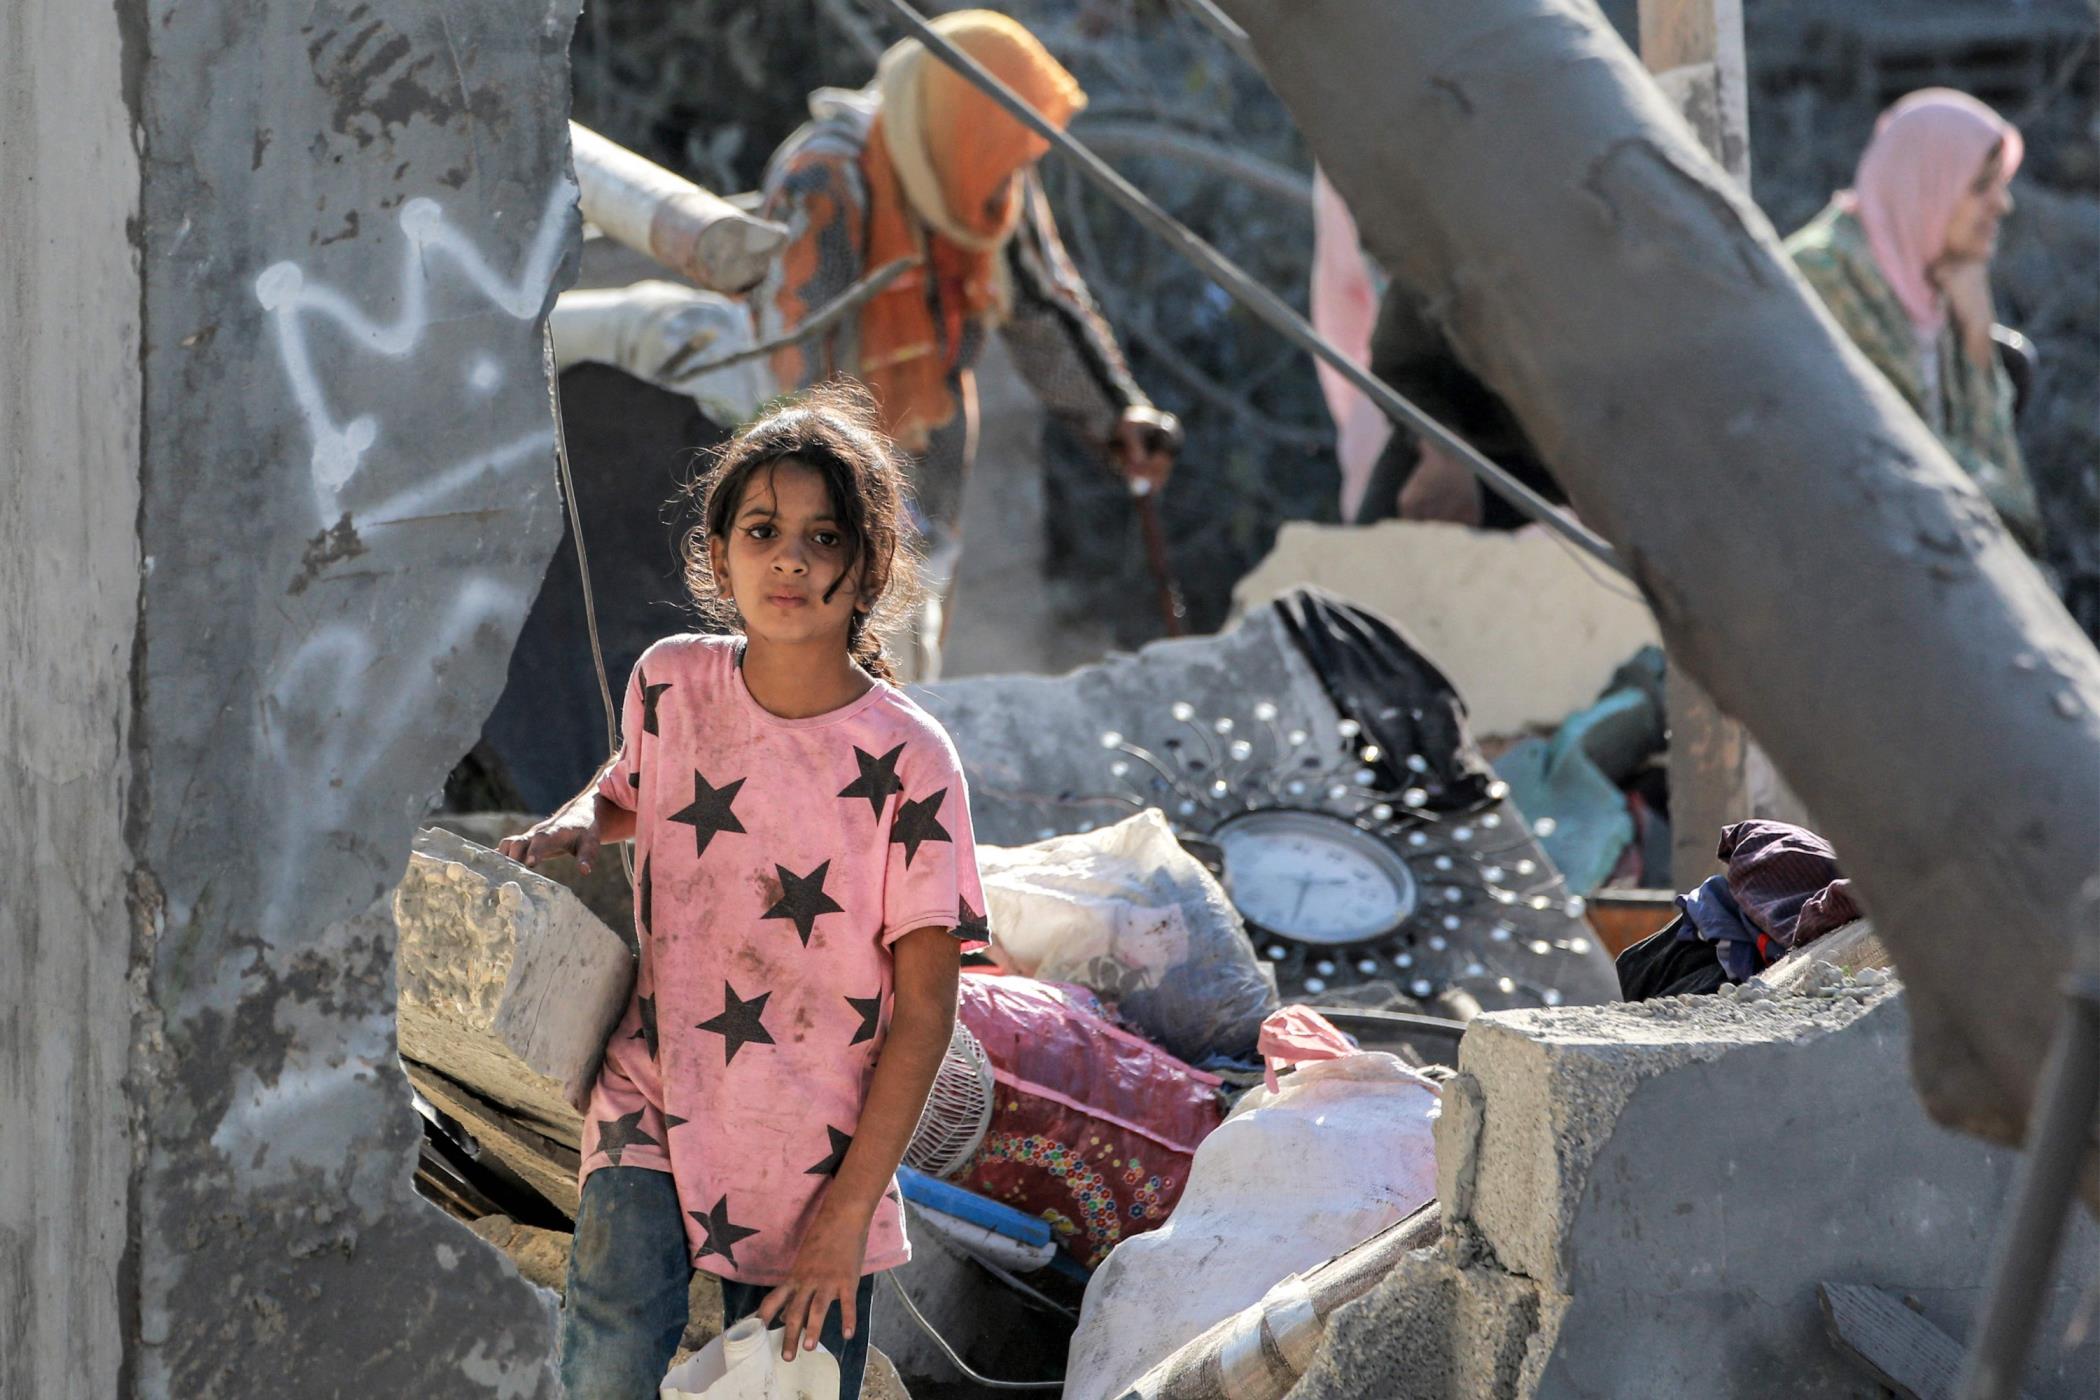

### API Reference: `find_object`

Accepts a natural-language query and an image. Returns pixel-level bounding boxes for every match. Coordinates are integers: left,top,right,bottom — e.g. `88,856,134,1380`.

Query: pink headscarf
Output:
1841,88,2023,339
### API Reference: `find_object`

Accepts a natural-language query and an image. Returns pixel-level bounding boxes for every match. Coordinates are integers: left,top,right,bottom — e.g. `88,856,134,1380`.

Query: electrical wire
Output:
881,1270,1067,1391
855,0,1629,581
544,325,635,887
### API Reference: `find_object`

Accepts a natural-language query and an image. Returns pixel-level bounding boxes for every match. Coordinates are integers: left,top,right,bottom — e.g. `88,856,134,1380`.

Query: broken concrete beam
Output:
1331,990,2100,1397
571,122,788,294
395,826,634,1122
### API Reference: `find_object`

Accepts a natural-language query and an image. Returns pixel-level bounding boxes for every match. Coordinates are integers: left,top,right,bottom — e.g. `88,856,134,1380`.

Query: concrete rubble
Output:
1285,980,2100,1399
395,826,635,1122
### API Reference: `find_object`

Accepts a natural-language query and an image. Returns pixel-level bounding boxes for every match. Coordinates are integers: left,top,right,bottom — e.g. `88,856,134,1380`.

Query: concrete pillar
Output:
1638,0,1815,884
3,0,581,1393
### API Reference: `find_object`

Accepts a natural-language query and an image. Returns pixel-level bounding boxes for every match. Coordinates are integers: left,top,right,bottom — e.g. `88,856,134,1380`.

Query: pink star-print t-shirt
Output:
578,633,986,1284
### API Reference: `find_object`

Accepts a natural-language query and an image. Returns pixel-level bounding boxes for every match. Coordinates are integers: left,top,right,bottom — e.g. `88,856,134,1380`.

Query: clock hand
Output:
1290,876,1313,921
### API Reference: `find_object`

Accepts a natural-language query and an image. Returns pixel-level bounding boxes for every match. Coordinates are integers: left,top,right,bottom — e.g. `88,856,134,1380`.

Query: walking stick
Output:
1133,480,1188,637
1121,409,1188,636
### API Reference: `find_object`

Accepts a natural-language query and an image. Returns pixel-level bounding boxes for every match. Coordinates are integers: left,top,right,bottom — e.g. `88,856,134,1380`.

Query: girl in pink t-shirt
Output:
502,384,984,1400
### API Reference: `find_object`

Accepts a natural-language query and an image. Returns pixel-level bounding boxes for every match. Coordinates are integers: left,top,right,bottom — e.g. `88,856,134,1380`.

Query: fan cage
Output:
903,1019,994,1180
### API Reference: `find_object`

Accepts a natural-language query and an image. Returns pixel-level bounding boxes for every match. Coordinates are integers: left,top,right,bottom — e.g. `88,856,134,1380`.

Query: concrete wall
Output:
8,0,585,1393
0,2,144,1396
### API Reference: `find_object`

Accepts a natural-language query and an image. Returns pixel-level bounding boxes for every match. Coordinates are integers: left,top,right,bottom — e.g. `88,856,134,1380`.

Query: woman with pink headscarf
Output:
1787,88,2044,553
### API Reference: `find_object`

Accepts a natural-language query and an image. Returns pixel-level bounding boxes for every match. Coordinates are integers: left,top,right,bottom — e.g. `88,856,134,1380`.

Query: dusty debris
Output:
1279,987,2100,1398
395,826,636,1118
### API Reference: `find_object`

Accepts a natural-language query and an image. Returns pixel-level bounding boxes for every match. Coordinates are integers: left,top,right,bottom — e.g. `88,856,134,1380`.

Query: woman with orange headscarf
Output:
1787,88,2044,554
753,11,1176,676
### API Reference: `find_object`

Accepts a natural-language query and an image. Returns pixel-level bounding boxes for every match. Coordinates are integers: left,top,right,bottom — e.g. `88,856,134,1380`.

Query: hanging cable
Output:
544,325,636,886
855,0,1628,579
881,1270,1067,1391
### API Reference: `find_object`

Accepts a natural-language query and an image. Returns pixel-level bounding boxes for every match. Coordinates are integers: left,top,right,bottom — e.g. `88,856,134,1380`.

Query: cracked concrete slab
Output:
1299,990,2100,1398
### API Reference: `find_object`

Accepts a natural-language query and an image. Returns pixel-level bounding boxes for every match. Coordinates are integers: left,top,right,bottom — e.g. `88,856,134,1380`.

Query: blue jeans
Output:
562,1167,875,1400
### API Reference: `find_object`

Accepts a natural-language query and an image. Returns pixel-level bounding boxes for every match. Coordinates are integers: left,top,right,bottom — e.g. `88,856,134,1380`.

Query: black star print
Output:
956,896,990,942
846,992,882,1046
629,995,659,1058
764,861,844,947
638,855,654,937
838,743,907,819
890,788,953,868
690,1195,760,1268
668,770,746,858
696,981,776,1064
641,674,673,736
805,1126,853,1176
665,1113,689,1131
595,1109,660,1166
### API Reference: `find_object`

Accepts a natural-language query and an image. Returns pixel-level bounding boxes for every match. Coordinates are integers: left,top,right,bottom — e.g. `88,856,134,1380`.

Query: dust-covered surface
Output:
1320,988,2100,1398
112,0,583,1391
0,3,143,1395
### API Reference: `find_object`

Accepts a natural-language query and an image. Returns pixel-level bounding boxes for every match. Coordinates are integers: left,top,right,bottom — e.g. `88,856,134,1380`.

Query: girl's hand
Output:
496,801,604,875
756,1196,870,1361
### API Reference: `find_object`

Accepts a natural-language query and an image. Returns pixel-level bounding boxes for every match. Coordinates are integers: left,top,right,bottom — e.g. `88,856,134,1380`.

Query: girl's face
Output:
1942,146,2014,265
710,458,870,652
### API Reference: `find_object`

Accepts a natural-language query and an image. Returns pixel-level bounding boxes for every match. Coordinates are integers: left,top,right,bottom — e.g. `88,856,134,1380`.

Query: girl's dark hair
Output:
684,381,921,680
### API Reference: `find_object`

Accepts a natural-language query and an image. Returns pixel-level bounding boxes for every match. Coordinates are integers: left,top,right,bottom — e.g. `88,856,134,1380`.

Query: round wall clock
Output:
1214,809,1417,947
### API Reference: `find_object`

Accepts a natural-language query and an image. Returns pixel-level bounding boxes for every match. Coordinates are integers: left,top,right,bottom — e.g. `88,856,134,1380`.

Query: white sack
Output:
976,809,1276,1062
1062,1053,1440,1400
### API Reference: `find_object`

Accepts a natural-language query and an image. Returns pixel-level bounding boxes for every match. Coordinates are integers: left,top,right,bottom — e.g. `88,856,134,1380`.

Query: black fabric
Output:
1352,282,1568,530
474,366,730,814
1616,916,1731,1001
1271,587,1499,812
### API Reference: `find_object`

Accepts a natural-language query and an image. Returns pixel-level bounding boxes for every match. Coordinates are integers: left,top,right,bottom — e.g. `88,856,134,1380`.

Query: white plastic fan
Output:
903,1018,993,1179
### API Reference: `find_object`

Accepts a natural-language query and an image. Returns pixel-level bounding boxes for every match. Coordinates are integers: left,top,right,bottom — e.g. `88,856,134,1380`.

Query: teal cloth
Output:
1492,687,1654,896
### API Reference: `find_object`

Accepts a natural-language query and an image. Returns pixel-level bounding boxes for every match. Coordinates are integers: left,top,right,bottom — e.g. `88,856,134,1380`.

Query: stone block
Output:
433,810,638,950
396,827,635,1124
1409,989,2100,1398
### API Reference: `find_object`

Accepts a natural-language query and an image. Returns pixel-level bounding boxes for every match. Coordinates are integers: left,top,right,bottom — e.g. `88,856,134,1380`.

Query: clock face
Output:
1214,809,1418,947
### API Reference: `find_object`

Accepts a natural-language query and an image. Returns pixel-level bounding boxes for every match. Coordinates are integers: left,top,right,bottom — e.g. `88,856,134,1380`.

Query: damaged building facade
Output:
6,0,579,1392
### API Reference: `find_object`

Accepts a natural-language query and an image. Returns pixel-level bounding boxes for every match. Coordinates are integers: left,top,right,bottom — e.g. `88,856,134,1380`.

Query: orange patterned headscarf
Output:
857,12,1085,450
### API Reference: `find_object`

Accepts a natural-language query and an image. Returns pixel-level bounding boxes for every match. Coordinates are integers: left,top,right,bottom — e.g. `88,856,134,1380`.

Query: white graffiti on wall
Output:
253,180,576,931
255,183,573,527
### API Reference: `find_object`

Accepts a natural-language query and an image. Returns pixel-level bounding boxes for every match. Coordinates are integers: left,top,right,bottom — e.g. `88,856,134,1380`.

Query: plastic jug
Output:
660,1316,840,1400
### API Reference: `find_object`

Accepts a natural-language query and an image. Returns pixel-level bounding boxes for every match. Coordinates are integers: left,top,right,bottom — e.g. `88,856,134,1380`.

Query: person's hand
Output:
496,801,604,874
1109,406,1182,498
1397,442,1485,526
757,1195,870,1361
1934,258,1999,370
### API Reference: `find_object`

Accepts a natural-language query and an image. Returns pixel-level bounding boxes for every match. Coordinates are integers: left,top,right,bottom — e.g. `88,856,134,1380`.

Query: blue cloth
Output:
1674,875,1763,982
563,1166,875,1400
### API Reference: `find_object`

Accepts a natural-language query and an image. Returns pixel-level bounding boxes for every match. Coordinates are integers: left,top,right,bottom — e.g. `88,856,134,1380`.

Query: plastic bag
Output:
952,974,1225,1267
1063,1010,1441,1400
975,810,1277,1062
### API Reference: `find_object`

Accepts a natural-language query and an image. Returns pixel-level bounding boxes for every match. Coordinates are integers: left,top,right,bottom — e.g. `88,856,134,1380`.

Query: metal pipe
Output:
856,0,1628,579
1956,967,2100,1399
569,122,788,294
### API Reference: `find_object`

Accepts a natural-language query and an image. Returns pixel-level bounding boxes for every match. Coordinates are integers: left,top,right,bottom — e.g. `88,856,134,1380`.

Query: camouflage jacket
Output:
1786,202,2041,553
